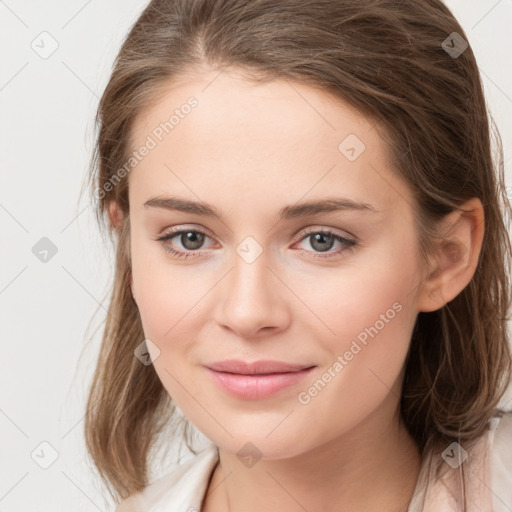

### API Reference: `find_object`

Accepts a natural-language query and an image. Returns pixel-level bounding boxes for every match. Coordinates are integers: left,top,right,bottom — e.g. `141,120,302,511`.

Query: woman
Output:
84,1,512,510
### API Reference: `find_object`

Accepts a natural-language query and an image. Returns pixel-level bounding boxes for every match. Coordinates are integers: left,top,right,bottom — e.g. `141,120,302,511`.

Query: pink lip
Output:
205,360,316,400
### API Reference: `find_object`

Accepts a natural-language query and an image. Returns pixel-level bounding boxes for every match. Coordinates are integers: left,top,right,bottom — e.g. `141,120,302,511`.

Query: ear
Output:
108,200,123,231
416,197,485,312
107,201,137,306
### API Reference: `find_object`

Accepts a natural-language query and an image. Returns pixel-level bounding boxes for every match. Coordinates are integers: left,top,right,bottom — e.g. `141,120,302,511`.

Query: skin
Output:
112,66,484,512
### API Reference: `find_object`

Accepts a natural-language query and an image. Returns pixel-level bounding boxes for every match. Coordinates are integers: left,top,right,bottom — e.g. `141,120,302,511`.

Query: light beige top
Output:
121,411,512,511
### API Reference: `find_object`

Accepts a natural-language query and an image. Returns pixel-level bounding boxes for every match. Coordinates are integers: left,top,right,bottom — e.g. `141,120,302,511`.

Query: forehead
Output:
132,68,375,157
128,68,412,216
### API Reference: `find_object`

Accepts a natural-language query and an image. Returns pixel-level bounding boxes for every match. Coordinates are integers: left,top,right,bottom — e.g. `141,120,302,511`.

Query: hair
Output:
84,0,512,507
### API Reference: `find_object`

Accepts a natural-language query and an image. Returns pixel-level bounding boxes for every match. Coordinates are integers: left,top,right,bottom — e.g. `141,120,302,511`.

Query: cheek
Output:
297,244,419,399
296,240,419,350
133,267,199,342
130,232,198,336
130,241,219,394
289,271,417,447
131,259,203,400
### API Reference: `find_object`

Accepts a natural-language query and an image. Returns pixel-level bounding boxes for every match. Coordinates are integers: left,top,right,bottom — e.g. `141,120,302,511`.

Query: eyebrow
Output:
143,196,378,220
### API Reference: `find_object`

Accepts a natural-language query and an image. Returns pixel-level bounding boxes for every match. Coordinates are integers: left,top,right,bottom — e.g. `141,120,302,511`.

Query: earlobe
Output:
416,198,484,313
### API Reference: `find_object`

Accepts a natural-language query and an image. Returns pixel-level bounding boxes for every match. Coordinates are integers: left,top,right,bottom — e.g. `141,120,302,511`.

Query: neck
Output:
203,402,422,512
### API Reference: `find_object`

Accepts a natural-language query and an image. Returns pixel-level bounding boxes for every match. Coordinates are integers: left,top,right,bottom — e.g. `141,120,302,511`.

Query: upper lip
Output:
206,359,315,375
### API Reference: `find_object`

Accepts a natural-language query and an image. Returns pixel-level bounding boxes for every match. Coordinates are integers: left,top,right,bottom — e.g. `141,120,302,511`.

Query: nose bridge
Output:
231,245,271,302
214,236,288,336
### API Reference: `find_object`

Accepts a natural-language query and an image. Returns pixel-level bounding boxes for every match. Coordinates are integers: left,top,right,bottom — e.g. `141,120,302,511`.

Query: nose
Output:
213,250,290,339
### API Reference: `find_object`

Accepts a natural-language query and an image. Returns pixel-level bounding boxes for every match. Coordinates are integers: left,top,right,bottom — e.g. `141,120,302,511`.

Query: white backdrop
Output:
1,1,511,510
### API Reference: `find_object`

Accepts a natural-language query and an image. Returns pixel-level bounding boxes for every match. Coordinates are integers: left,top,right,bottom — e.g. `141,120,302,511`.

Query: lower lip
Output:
205,367,316,400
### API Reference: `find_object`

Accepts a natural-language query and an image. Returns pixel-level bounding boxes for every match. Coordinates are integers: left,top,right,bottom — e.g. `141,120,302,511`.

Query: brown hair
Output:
84,0,512,505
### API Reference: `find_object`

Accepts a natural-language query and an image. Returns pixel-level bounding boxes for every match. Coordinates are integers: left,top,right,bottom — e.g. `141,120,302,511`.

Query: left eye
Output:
295,230,357,257
156,228,357,260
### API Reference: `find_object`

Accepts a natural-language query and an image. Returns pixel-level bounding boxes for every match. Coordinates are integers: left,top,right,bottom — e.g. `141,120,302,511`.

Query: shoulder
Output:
115,497,138,512
489,409,512,510
409,409,512,512
114,443,219,512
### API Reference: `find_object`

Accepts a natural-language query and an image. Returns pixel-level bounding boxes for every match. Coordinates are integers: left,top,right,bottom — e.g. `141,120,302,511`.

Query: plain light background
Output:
1,1,511,510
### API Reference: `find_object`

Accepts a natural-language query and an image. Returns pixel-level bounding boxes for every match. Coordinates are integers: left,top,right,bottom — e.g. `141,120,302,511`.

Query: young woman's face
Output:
127,67,424,458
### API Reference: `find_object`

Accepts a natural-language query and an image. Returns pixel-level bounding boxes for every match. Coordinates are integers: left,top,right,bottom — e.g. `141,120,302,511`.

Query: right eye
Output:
156,228,213,259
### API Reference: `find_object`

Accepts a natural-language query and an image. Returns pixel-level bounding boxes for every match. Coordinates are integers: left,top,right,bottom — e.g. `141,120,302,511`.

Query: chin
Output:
206,424,314,461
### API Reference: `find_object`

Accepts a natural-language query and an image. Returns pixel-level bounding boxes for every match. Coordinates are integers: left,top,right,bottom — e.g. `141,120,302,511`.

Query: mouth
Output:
204,360,316,400
206,359,315,374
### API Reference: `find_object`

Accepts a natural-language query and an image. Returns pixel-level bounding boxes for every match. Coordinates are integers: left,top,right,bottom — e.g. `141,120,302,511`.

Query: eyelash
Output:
156,227,358,260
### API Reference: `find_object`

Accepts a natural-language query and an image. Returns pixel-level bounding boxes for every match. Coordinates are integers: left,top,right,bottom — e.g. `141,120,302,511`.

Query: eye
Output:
293,228,358,259
156,227,212,259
